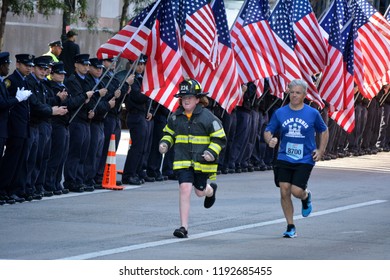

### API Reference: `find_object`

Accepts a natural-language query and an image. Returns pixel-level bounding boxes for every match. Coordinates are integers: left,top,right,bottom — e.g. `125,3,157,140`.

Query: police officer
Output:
95,58,134,186
0,52,32,204
63,54,96,192
0,54,34,203
44,62,71,194
122,56,152,185
59,30,80,76
84,58,110,189
26,56,68,198
44,40,63,63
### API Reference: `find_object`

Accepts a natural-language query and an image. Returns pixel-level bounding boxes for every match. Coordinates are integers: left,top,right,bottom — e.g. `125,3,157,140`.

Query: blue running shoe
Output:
301,190,312,217
283,225,297,238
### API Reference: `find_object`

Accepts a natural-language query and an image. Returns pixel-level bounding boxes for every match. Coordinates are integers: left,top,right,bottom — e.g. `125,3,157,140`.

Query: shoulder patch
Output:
4,79,11,88
212,120,221,131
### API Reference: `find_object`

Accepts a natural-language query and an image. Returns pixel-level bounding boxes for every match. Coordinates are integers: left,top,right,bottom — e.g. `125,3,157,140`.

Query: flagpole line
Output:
68,64,113,124
116,56,142,114
69,0,161,124
91,61,122,112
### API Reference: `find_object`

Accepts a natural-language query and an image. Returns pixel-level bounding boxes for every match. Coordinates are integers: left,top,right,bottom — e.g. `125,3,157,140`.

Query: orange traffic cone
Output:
102,134,124,190
117,137,132,174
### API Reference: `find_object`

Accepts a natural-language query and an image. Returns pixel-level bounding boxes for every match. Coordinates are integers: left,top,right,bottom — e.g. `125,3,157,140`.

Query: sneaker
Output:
301,190,312,217
283,225,297,238
173,226,188,238
204,183,217,209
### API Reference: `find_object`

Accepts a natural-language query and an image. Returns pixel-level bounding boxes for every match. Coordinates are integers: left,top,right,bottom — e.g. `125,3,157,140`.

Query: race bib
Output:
286,142,303,160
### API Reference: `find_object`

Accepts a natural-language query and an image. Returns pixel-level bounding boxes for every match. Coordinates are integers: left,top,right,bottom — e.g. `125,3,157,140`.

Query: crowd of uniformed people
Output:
1,30,389,206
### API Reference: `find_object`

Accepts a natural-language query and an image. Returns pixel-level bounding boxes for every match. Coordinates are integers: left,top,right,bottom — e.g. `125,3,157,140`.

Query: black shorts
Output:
273,160,313,190
176,168,209,191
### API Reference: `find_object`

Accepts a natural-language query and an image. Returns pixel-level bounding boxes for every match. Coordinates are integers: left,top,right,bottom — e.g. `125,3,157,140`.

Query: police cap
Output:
33,56,50,69
15,54,35,66
89,58,104,68
0,52,11,65
74,54,91,65
51,62,66,74
49,40,63,48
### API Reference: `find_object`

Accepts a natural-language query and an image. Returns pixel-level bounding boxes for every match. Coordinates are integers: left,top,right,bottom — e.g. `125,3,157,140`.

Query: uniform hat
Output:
102,57,114,62
48,40,63,48
33,56,50,69
74,54,91,65
51,62,66,74
89,58,104,68
0,52,11,65
41,55,55,66
174,79,207,98
15,54,35,66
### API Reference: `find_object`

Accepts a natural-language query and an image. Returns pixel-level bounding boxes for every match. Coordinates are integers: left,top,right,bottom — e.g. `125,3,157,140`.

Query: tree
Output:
119,0,153,30
0,0,90,51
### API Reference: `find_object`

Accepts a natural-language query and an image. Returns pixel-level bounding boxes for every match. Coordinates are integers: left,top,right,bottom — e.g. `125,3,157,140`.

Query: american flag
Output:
142,0,182,112
268,0,324,108
387,7,390,22
230,0,285,84
319,0,354,111
326,0,356,133
177,0,219,70
96,1,160,61
197,0,242,113
350,0,390,98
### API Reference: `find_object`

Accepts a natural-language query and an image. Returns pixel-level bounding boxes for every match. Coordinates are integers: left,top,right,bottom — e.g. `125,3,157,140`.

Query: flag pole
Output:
384,5,390,18
68,0,161,124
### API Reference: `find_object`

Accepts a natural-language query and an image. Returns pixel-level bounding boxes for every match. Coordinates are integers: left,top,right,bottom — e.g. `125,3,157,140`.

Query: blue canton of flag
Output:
158,0,179,51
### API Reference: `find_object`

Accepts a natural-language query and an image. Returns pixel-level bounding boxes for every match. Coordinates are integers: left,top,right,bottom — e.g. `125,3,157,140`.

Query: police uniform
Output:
84,58,111,188
44,40,62,63
0,52,20,204
95,60,130,185
0,54,35,203
63,54,95,192
44,62,70,194
122,57,151,185
25,56,56,198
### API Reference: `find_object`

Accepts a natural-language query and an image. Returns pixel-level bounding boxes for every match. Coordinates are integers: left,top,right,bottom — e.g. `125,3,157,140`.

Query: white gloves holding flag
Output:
16,87,32,102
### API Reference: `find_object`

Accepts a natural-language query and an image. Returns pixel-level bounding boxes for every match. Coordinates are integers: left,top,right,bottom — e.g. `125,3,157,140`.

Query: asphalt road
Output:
1,133,390,261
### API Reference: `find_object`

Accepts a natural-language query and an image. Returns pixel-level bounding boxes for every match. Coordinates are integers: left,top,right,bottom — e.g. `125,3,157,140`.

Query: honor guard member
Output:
84,58,110,189
95,58,134,186
122,56,152,185
0,54,34,203
44,40,63,63
0,52,32,204
44,62,71,194
26,56,68,198
63,54,96,192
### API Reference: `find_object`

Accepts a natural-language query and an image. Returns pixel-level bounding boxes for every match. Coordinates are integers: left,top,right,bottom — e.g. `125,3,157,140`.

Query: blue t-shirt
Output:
265,104,327,165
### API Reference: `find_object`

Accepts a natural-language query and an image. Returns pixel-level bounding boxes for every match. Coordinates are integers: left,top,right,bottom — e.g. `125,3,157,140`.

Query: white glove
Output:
202,150,215,162
16,87,32,102
159,143,168,154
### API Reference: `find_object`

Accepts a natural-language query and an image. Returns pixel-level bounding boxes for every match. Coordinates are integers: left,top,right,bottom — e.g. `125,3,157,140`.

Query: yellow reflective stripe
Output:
175,135,210,145
210,128,225,138
208,142,222,154
163,125,175,135
173,161,218,173
161,135,173,144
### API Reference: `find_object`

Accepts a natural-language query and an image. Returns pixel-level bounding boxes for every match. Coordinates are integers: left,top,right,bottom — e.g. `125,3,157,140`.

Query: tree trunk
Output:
0,0,9,51
119,0,130,30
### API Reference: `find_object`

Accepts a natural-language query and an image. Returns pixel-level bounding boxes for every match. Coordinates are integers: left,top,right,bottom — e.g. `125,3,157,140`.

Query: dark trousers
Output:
0,137,29,196
228,109,251,168
241,110,260,167
251,112,267,166
218,111,234,170
377,103,390,148
64,121,91,186
123,112,148,179
44,123,69,191
147,113,167,178
34,122,52,192
85,122,104,184
0,137,6,167
25,126,40,194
